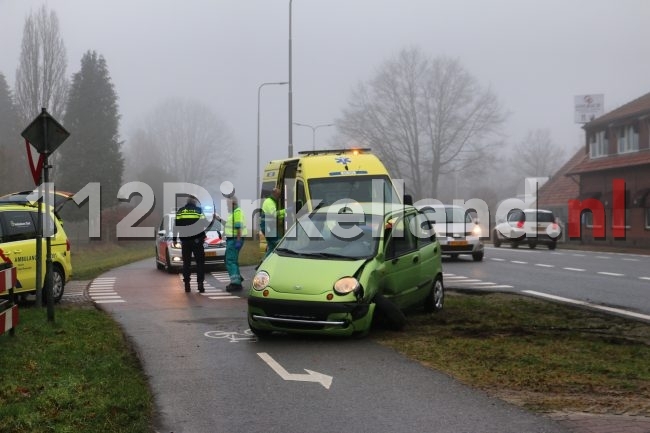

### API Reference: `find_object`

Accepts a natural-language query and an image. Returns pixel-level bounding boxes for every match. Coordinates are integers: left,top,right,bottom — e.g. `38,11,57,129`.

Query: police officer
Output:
261,187,286,258
174,196,209,293
222,196,247,291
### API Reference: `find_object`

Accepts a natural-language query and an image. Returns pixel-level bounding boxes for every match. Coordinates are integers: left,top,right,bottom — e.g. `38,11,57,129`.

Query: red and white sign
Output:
0,304,19,335
0,266,17,295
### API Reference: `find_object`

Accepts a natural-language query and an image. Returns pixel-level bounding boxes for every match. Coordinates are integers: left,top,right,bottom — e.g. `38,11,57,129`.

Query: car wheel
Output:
493,231,501,247
155,248,165,270
165,251,175,274
44,265,65,303
548,241,557,250
424,276,444,313
511,241,519,248
472,251,484,262
528,242,537,249
373,293,406,331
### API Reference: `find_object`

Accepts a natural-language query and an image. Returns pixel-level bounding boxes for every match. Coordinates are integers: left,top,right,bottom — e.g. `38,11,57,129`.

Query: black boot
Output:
184,281,191,293
198,283,205,293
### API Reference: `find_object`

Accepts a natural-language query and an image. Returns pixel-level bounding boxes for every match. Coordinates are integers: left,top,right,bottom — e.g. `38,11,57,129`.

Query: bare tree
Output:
126,98,237,187
14,5,68,122
338,47,506,199
510,128,566,179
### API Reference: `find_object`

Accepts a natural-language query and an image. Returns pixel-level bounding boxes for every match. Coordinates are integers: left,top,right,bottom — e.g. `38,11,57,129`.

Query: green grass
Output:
373,291,650,414
0,306,153,433
70,239,263,280
71,241,153,280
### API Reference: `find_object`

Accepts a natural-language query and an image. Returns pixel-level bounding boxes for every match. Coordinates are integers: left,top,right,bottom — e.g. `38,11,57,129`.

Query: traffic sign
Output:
21,108,70,154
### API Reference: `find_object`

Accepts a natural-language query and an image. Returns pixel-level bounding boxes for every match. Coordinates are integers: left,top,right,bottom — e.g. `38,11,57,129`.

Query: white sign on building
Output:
574,94,604,124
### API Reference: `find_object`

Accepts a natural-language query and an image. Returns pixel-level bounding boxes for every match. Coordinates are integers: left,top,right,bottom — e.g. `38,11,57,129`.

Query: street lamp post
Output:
257,81,288,200
293,122,335,150
288,0,293,158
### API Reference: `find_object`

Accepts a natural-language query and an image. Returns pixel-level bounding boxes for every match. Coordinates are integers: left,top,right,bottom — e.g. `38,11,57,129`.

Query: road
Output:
94,258,569,433
443,246,650,321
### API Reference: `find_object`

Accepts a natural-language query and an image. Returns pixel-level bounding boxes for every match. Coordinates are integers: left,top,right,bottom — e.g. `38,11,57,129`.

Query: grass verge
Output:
71,241,154,280
0,306,153,433
373,290,650,415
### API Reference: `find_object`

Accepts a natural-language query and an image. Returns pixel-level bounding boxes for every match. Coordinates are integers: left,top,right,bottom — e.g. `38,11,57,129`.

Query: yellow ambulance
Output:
258,148,409,248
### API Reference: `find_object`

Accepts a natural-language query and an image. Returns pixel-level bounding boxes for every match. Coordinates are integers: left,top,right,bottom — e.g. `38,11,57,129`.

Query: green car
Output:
247,203,444,337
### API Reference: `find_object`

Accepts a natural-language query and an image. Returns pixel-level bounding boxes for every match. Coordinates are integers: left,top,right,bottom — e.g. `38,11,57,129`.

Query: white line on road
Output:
595,256,610,259
511,261,528,264
257,352,333,389
563,267,585,272
623,258,640,262
597,272,624,277
535,264,555,268
639,277,650,281
94,299,126,304
490,258,506,261
522,290,650,322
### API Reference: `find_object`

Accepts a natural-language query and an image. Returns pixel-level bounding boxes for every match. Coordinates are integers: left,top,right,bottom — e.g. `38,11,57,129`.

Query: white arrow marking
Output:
257,352,333,389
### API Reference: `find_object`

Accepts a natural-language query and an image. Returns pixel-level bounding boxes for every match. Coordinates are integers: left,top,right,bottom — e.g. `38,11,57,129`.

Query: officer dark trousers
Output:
181,237,205,288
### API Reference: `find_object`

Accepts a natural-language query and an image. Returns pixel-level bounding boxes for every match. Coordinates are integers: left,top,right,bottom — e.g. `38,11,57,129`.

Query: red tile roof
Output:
566,148,650,175
586,92,650,128
536,149,586,206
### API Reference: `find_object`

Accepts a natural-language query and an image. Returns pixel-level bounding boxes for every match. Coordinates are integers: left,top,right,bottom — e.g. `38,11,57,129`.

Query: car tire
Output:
373,293,406,331
528,242,537,249
472,251,484,262
548,241,557,250
44,265,65,303
493,231,501,247
165,251,175,274
511,241,519,248
424,276,444,313
155,249,165,270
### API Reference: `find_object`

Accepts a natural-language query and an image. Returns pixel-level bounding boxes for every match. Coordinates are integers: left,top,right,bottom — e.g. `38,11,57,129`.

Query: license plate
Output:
205,251,217,257
449,240,468,246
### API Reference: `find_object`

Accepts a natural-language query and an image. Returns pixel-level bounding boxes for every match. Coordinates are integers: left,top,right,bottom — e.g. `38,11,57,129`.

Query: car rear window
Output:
525,211,555,223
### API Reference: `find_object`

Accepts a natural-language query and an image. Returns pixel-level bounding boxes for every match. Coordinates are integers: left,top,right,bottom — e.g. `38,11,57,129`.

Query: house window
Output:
617,125,639,154
589,131,608,158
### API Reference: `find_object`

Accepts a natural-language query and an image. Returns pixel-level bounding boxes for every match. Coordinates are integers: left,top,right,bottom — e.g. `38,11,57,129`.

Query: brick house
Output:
539,92,650,248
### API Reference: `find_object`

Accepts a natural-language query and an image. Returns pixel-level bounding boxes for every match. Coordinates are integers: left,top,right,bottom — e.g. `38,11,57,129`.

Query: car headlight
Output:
333,277,359,295
252,271,270,291
472,225,482,236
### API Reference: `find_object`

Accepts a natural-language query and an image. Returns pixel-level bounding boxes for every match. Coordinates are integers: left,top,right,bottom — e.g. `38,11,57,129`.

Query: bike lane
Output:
95,258,569,433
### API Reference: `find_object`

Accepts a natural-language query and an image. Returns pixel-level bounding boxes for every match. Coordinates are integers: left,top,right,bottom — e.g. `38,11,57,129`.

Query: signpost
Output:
574,94,604,124
21,108,69,321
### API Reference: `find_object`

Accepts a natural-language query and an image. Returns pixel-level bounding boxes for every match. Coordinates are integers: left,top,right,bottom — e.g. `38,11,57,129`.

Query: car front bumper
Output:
247,296,374,336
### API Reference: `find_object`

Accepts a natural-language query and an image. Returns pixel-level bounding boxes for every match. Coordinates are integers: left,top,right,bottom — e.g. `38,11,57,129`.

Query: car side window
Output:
3,210,37,243
386,215,416,258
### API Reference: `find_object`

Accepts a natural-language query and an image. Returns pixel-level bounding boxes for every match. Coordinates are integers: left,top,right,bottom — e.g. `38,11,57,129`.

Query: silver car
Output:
155,213,226,272
419,204,484,261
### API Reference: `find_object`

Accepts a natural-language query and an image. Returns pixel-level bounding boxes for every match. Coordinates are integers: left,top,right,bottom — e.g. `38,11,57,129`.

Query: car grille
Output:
248,298,369,329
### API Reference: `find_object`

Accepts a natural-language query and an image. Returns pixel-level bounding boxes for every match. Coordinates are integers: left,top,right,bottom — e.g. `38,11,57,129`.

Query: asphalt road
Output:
95,258,569,433
442,246,650,321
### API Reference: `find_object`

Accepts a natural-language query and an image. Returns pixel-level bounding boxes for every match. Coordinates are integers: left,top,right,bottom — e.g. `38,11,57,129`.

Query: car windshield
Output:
277,212,382,259
526,211,555,223
206,219,223,232
307,175,401,206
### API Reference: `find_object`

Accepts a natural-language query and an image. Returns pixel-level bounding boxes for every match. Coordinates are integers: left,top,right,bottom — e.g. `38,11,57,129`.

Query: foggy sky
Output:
1,0,649,203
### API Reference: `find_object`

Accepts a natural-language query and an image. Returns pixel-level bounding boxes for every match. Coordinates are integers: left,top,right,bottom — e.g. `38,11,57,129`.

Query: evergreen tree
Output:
0,72,31,193
57,51,124,216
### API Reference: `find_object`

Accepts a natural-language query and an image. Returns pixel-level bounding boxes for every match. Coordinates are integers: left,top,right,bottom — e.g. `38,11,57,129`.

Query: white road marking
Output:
535,264,554,268
572,254,585,257
563,267,585,272
522,290,650,322
595,256,610,259
597,272,624,277
257,352,333,389
490,258,506,261
511,261,527,264
639,277,650,281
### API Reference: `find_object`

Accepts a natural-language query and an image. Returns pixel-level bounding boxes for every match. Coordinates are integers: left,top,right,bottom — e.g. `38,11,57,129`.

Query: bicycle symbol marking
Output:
204,329,257,342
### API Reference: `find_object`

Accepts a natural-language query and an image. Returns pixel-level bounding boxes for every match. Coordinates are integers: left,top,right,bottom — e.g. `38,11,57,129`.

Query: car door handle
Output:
412,256,419,264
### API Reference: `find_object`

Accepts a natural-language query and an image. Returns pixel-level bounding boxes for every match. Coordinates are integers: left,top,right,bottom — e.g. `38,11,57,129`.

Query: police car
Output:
0,192,73,302
155,212,226,272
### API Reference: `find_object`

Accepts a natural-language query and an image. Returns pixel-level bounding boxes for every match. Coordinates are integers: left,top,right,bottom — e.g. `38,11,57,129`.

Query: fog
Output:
1,0,649,203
